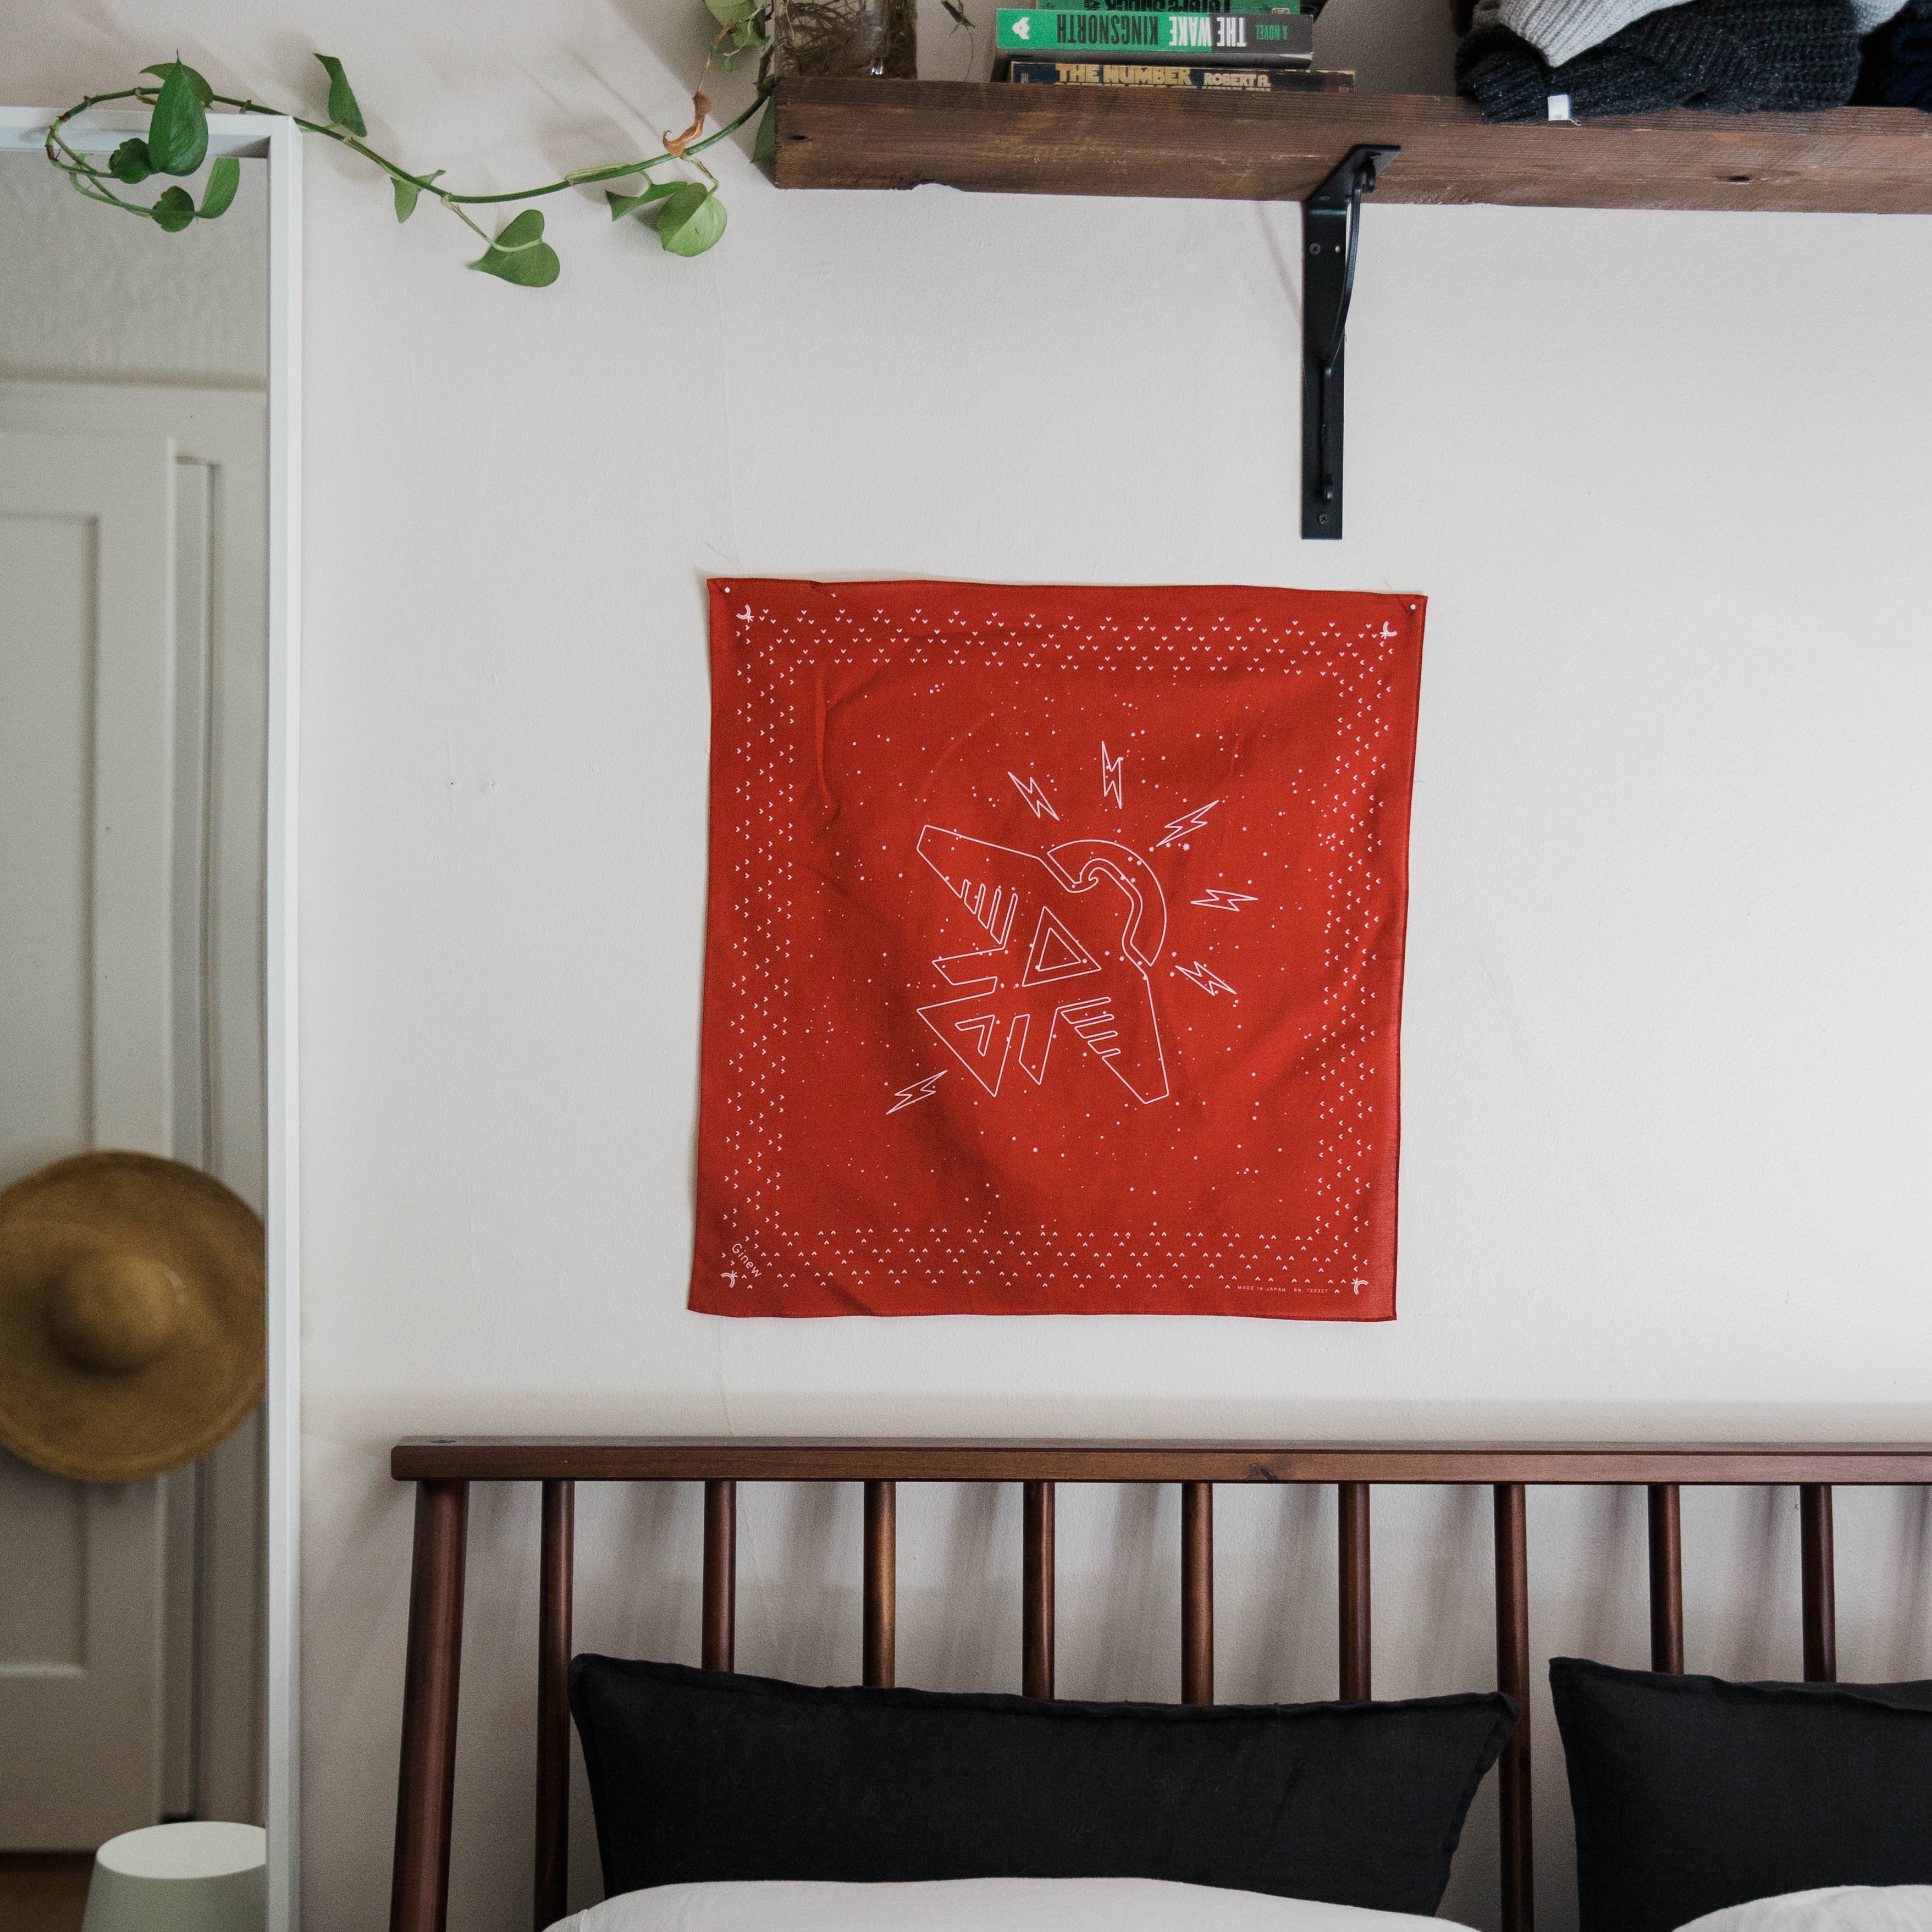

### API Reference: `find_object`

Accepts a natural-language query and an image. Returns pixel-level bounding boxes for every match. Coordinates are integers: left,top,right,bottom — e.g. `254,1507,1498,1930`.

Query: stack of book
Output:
994,0,1351,94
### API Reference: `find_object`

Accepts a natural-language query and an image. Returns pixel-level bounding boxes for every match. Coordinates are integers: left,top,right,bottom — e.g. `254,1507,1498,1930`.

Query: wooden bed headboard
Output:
385,1440,1932,1932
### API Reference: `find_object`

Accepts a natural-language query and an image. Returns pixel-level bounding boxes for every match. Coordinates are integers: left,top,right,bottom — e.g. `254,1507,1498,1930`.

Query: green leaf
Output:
393,168,441,222
707,0,766,61
655,182,727,257
467,208,561,287
481,207,547,250
753,97,777,167
142,60,214,106
151,185,197,233
314,54,368,137
198,155,240,219
109,138,154,185
606,180,681,219
146,61,209,176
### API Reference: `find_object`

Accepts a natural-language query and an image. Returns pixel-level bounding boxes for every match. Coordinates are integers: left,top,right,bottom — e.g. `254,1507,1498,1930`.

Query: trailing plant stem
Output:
46,75,764,256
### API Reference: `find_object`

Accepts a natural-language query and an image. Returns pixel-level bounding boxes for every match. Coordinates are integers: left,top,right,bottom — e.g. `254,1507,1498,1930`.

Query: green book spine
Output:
995,9,1316,59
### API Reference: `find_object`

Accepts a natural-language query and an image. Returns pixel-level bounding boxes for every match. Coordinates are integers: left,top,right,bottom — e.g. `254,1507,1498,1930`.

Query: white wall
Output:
12,6,1932,1929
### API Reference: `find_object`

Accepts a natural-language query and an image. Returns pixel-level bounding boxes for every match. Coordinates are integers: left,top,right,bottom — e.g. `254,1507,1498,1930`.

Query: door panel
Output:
0,428,175,1846
0,1458,84,1666
0,505,92,1175
0,1462,168,1846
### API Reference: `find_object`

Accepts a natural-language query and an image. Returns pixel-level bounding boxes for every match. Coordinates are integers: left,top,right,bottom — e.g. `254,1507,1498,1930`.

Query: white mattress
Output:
552,1878,1468,1931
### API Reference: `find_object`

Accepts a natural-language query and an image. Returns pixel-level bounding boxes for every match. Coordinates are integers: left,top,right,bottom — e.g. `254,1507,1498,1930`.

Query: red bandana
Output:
692,580,1425,1320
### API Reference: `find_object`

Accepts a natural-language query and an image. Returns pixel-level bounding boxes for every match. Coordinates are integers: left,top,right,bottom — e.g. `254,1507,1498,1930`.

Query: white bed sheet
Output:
553,1879,1471,1932
1681,1890,1932,1931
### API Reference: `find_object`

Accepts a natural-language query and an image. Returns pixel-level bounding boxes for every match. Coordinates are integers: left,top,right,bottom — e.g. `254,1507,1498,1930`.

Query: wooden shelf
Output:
771,78,1932,214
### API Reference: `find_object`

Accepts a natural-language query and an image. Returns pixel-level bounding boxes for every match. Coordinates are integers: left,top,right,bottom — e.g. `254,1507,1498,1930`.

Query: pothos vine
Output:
43,8,779,287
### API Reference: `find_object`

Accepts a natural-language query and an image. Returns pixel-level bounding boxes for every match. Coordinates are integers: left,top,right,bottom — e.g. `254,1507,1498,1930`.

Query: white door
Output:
0,427,179,1847
0,389,271,1842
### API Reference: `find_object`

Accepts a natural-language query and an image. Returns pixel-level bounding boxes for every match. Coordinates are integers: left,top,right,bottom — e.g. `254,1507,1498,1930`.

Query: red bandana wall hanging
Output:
692,579,1425,1320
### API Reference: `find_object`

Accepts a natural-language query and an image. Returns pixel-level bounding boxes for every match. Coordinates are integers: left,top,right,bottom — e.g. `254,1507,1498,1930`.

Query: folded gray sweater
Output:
1457,0,1863,121
1473,0,1900,69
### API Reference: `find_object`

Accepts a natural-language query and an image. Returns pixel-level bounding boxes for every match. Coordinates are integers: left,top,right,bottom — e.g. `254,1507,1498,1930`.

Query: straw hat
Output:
0,1151,264,1482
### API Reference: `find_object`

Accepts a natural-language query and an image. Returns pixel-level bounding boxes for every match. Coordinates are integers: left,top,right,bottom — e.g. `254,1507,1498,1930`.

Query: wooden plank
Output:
1801,1485,1837,1682
1339,1482,1371,1700
390,1481,468,1932
1647,1484,1684,1675
864,1480,896,1688
1023,1480,1055,1699
703,1479,736,1673
392,1439,1932,1486
533,1481,572,1932
1182,1482,1213,1704
771,79,1932,216
1494,1484,1532,1932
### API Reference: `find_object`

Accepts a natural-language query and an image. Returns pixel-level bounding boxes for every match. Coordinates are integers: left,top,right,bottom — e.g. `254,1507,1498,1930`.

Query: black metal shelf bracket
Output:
1301,143,1401,541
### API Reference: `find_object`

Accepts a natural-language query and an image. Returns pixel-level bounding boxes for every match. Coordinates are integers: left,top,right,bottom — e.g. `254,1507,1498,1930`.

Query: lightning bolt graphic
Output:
886,1070,947,1114
1191,888,1257,913
1174,961,1237,1000
1101,743,1124,808
1008,772,1059,821
1151,798,1219,849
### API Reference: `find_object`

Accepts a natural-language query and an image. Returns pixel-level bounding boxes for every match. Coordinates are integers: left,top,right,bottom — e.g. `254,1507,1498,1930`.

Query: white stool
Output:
83,1821,266,1931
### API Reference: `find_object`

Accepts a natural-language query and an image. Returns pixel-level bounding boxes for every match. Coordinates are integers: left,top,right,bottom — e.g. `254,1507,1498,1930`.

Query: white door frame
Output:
0,107,302,1932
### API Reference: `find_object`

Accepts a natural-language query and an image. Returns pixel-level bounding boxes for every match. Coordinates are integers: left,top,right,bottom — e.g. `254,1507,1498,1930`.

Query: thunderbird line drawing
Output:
912,825,1172,1105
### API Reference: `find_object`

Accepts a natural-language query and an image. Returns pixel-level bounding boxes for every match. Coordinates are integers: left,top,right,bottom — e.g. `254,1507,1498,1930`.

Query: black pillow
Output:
570,1655,1516,1914
1552,1656,1932,1932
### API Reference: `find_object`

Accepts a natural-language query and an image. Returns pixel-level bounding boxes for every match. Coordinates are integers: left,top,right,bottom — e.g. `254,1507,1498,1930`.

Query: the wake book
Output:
995,8,1316,60
1008,56,1351,86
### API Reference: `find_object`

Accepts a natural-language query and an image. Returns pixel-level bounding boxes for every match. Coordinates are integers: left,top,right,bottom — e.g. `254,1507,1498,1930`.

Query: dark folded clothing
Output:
1855,0,1932,103
1457,0,1862,120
